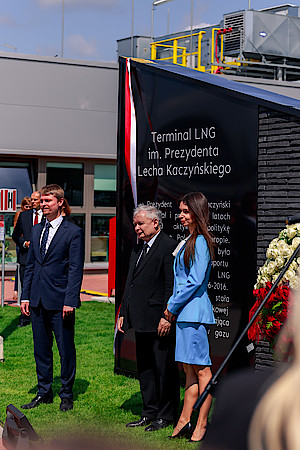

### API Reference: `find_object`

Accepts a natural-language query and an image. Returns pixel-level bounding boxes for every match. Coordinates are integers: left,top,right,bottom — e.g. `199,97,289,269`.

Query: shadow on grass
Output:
120,392,143,416
1,316,19,340
28,376,89,400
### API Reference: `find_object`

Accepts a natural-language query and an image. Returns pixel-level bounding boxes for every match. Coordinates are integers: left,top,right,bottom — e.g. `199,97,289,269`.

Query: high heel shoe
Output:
168,421,193,439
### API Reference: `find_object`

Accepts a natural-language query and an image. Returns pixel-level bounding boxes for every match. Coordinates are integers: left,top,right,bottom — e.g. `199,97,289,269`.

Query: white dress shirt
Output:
40,215,64,253
21,215,64,304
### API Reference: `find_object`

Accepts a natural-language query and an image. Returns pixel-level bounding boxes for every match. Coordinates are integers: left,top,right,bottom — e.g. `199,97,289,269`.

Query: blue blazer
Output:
21,218,84,310
167,235,215,324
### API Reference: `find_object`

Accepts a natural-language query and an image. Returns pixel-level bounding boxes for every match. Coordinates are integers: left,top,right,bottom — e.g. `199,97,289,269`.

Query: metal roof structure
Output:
131,58,300,116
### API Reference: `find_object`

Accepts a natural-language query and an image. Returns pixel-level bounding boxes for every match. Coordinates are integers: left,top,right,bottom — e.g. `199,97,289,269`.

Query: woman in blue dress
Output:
164,192,215,442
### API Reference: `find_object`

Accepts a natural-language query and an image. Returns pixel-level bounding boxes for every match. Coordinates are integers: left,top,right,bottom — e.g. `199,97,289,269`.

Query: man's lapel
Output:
33,223,44,264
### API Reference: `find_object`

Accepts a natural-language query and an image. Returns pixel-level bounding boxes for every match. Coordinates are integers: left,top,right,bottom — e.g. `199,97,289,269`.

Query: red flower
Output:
248,284,290,347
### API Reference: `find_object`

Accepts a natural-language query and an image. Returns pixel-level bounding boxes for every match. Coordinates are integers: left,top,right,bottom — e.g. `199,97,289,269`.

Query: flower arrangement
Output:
248,223,300,347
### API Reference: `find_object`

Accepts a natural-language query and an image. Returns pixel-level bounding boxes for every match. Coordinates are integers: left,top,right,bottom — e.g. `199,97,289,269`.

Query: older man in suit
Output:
12,191,43,327
20,184,84,412
117,204,179,431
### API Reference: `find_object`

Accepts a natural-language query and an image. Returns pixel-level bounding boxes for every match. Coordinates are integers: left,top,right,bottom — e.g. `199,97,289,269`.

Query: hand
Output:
164,308,175,323
24,241,30,248
63,305,74,319
117,316,124,334
20,302,30,316
157,318,171,337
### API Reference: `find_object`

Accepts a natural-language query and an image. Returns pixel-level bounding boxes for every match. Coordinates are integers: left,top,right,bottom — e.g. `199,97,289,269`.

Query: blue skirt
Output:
175,322,212,365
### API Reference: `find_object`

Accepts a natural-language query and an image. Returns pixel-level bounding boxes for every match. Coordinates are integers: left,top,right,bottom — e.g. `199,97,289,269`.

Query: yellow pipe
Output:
173,39,178,64
197,31,206,71
211,28,220,67
182,48,187,66
151,42,156,60
154,31,203,45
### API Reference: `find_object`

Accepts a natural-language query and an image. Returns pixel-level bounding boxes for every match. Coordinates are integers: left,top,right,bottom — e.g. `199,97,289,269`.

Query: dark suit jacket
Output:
120,231,176,333
12,209,35,266
21,218,84,310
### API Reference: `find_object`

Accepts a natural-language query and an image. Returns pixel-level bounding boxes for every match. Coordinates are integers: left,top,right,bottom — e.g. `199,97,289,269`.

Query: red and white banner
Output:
124,58,137,207
0,189,17,212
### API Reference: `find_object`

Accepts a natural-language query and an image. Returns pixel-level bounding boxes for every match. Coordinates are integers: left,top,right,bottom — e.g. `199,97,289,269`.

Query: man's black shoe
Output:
145,418,172,431
21,394,53,409
18,316,30,327
60,398,73,412
126,416,152,428
18,322,30,328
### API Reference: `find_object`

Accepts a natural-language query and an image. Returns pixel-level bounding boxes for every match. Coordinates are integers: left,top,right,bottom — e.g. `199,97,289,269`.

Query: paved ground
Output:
1,273,111,307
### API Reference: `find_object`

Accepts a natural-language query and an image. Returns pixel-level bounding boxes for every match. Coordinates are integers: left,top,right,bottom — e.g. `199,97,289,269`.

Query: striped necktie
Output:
40,222,51,259
136,243,148,267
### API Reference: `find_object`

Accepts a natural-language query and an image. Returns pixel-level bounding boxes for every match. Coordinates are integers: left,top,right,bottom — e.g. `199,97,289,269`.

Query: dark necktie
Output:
136,243,148,268
34,211,38,225
40,222,51,259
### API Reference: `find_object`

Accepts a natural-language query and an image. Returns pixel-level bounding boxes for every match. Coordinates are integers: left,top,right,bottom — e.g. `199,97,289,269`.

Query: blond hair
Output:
40,184,64,200
248,289,300,450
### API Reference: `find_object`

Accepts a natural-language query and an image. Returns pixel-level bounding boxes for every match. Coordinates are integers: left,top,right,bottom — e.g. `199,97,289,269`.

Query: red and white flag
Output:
0,189,17,212
124,58,137,207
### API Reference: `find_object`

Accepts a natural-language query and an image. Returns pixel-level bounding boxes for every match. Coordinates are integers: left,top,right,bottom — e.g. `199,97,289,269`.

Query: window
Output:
69,214,85,232
91,215,113,262
0,213,17,263
0,162,32,204
47,162,84,206
94,164,116,207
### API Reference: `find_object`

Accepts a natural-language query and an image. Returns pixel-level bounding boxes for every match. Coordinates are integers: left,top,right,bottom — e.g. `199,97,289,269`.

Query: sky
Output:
0,0,293,62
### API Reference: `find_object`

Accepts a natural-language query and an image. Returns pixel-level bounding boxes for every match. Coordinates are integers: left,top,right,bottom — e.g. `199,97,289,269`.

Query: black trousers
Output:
30,302,76,399
19,264,30,326
135,329,180,422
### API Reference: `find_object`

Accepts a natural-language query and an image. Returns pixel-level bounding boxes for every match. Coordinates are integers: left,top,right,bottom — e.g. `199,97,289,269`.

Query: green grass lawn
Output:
0,303,210,448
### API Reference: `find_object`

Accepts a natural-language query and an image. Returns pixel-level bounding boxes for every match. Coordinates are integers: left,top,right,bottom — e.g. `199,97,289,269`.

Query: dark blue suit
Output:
21,218,84,399
12,209,35,280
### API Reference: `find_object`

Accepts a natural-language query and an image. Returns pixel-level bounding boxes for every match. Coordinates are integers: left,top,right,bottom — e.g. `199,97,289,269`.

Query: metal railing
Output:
150,31,206,71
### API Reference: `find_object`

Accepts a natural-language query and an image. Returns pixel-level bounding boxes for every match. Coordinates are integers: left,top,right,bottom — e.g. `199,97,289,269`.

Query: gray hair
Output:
133,204,163,228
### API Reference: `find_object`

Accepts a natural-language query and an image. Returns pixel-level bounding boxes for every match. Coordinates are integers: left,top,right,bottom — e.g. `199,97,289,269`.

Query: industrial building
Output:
0,53,118,268
118,3,300,99
3,3,300,270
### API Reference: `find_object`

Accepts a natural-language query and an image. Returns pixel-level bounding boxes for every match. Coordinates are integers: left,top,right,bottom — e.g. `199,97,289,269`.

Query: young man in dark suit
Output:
12,191,43,327
20,184,84,412
117,205,179,431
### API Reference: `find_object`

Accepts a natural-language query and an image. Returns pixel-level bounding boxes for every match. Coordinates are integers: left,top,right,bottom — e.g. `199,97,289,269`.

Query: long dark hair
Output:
180,192,214,267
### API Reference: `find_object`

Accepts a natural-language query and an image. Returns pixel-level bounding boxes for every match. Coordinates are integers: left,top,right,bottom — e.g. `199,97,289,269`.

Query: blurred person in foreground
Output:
20,184,84,412
204,289,300,450
164,192,215,443
12,191,43,326
13,196,32,300
117,204,180,431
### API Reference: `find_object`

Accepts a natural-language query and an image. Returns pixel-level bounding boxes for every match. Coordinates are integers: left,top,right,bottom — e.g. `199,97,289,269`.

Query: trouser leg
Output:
135,332,159,420
153,327,180,422
19,264,30,326
30,303,53,397
51,310,76,399
135,330,179,422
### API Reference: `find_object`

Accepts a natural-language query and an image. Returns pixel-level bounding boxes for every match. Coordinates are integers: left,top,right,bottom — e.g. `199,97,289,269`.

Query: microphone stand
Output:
193,242,300,411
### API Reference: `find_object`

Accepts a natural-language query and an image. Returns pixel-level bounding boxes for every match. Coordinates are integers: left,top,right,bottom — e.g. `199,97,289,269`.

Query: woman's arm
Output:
167,235,211,315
